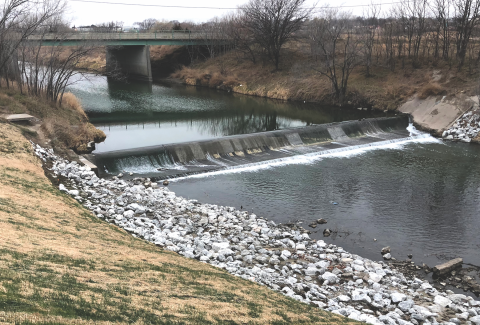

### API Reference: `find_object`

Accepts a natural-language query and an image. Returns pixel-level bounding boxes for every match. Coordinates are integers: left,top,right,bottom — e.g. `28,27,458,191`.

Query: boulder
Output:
321,272,338,283
368,272,383,283
381,246,391,255
470,315,480,325
391,292,406,303
212,242,230,252
337,295,351,302
434,295,452,308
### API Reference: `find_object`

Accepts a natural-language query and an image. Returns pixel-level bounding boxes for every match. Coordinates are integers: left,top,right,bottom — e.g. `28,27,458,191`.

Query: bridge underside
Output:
106,45,152,82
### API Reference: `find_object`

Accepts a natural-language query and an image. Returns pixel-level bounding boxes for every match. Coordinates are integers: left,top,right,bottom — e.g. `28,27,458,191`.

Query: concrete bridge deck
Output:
26,31,227,46
24,31,230,81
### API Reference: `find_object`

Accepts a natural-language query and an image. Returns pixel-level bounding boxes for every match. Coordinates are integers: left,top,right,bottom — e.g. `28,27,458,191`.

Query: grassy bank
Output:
170,45,478,112
0,122,356,324
0,86,105,155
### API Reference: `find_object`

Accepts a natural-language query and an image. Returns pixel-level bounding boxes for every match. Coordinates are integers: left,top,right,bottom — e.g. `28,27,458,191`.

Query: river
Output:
69,75,480,275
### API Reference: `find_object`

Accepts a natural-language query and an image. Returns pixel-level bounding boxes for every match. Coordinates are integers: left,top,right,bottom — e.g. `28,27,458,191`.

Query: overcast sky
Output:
66,0,396,27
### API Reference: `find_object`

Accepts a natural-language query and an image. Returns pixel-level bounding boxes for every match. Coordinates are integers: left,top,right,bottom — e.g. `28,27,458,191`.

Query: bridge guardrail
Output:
26,31,226,42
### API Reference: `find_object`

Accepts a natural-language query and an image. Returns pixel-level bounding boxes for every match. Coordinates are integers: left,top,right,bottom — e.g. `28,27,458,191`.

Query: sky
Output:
65,0,398,28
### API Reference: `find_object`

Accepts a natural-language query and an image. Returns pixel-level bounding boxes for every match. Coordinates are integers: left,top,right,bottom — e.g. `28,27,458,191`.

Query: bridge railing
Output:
26,30,226,41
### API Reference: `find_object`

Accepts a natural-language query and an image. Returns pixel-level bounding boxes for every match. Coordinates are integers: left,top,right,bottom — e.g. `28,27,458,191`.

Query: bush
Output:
418,83,446,99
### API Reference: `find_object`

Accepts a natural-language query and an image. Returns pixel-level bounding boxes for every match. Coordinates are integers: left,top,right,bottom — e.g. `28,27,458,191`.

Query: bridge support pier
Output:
106,45,152,82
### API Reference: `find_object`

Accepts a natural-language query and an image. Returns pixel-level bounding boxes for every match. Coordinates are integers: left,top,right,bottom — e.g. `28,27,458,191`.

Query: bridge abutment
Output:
106,45,152,82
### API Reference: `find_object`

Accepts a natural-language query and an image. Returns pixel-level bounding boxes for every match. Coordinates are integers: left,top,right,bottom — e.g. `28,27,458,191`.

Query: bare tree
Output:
242,0,313,70
308,10,362,104
224,12,258,63
0,0,66,84
453,0,480,68
393,0,428,62
18,22,100,104
134,18,157,32
432,0,453,59
361,3,381,77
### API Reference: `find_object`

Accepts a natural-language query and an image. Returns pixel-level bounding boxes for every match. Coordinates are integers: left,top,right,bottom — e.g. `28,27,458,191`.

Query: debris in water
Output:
163,180,169,186
329,201,338,205
381,246,391,255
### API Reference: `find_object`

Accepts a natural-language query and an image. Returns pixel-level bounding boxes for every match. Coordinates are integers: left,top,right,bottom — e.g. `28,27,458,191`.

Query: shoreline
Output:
34,143,480,325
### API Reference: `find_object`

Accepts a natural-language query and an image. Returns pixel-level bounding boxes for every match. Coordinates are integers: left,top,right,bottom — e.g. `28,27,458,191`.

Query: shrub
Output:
418,83,445,99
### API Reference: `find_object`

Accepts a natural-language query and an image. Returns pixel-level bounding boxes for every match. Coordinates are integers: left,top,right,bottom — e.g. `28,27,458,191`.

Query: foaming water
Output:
171,125,440,182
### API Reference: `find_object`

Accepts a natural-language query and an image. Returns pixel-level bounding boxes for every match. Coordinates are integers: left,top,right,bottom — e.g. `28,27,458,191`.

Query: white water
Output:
170,124,441,182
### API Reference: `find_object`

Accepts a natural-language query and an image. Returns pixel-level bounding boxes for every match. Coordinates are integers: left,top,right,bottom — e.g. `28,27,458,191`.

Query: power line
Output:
69,0,239,9
69,0,405,10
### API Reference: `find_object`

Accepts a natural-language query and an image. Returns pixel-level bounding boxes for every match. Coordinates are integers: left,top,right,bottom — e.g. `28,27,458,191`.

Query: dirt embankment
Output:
0,87,105,156
0,122,354,324
77,44,480,135
168,46,480,135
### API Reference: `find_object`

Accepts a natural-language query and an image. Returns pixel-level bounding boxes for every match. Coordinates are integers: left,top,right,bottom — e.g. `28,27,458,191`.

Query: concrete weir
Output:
106,45,152,82
90,115,411,177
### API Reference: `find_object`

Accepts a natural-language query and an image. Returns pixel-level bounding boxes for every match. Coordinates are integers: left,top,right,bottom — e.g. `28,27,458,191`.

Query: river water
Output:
69,76,480,271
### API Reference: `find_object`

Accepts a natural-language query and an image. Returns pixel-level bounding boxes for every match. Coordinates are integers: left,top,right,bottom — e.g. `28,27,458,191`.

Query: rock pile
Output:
33,144,480,325
442,111,480,143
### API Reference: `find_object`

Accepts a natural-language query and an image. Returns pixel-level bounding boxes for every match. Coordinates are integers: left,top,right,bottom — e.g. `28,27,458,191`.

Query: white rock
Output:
296,243,306,250
304,267,318,276
434,295,452,308
212,242,230,252
317,240,327,248
351,290,372,303
321,272,338,283
338,295,351,302
368,272,383,283
391,292,406,303
68,189,79,196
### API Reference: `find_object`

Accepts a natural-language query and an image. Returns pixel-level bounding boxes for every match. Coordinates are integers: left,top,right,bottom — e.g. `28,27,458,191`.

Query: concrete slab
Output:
6,114,35,122
79,156,98,175
433,258,463,276
398,94,476,135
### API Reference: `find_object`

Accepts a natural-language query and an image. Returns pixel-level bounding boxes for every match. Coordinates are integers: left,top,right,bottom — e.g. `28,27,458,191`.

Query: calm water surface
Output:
68,75,388,153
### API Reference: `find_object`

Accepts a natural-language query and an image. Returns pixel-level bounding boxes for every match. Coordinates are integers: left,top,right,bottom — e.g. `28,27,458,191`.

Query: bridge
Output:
26,31,228,82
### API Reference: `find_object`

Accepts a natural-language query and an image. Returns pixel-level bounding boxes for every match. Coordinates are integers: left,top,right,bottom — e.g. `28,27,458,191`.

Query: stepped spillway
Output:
88,115,415,178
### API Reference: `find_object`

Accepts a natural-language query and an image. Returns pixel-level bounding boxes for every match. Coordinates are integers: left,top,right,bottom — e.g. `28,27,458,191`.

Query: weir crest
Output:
87,115,429,179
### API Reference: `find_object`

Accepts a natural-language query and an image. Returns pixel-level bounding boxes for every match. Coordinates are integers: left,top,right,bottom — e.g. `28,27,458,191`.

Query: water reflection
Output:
67,75,390,152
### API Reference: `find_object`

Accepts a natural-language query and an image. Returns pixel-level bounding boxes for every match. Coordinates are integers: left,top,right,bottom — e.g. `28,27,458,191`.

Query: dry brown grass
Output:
168,43,478,111
42,117,106,153
0,122,358,325
418,82,446,99
0,88,105,154
61,92,87,120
